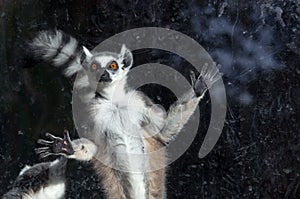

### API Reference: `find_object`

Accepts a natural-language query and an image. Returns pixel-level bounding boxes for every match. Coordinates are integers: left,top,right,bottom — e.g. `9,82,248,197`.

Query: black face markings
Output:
99,70,112,82
122,58,131,69
95,91,108,99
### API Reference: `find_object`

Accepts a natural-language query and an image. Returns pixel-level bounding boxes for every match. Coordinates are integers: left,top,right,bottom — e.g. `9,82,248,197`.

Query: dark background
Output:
0,0,299,198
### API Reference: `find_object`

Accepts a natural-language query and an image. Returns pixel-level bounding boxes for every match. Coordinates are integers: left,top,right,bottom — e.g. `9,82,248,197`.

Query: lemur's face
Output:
82,44,133,86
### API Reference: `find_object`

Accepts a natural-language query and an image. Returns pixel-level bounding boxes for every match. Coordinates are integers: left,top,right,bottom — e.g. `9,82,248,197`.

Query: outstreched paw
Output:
35,130,74,159
190,64,222,97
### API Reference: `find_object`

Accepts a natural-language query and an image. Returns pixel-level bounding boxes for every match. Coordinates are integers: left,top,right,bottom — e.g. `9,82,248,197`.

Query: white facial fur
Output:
82,44,133,85
68,138,98,161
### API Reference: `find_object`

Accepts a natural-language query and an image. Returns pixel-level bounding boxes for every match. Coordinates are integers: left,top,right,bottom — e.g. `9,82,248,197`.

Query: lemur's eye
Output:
91,63,97,70
81,145,85,150
109,62,118,70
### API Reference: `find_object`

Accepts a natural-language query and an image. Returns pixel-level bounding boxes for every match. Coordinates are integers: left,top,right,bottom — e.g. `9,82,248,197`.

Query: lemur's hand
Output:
35,130,74,159
190,64,222,97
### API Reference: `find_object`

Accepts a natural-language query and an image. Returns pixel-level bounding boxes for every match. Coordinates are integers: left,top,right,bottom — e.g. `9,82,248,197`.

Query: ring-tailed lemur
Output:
31,30,221,199
2,131,97,199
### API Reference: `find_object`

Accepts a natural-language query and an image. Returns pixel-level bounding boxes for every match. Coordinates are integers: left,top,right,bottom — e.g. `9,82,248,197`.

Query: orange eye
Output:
91,63,97,70
109,62,118,70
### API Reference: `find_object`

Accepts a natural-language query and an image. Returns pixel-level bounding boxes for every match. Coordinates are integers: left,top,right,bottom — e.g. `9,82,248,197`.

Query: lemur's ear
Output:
83,46,92,61
119,44,133,69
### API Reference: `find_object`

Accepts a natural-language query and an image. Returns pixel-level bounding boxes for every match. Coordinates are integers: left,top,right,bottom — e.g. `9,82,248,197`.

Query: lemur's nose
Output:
99,71,111,82
101,72,109,78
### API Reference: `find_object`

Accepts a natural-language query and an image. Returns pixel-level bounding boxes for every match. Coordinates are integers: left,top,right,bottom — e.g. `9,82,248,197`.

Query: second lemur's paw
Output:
190,64,222,97
35,130,74,159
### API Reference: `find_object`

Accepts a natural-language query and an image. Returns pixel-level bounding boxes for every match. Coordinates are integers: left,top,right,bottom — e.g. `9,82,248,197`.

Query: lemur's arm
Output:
35,130,98,161
144,65,221,145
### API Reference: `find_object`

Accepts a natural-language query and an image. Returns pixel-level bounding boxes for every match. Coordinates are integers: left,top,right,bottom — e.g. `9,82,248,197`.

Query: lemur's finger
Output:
35,150,49,156
189,71,197,86
208,71,221,88
63,129,69,138
45,133,63,141
211,71,222,83
35,147,50,154
194,76,208,97
198,65,222,89
36,149,50,156
39,152,53,159
209,74,220,86
63,130,72,143
37,139,54,146
200,64,209,77
36,147,50,150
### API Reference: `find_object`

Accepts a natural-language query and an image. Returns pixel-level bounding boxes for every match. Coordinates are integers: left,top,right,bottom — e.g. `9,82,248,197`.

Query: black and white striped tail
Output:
31,30,83,77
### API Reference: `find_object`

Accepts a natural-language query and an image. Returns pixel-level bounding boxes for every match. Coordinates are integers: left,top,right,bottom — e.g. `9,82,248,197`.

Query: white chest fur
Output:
91,90,146,144
91,90,147,198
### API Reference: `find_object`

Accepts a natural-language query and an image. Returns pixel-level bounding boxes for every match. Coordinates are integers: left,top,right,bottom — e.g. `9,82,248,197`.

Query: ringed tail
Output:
31,30,83,77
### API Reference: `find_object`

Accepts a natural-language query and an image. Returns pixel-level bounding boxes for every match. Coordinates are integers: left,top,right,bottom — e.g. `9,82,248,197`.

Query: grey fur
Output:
1,158,67,199
2,133,98,199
